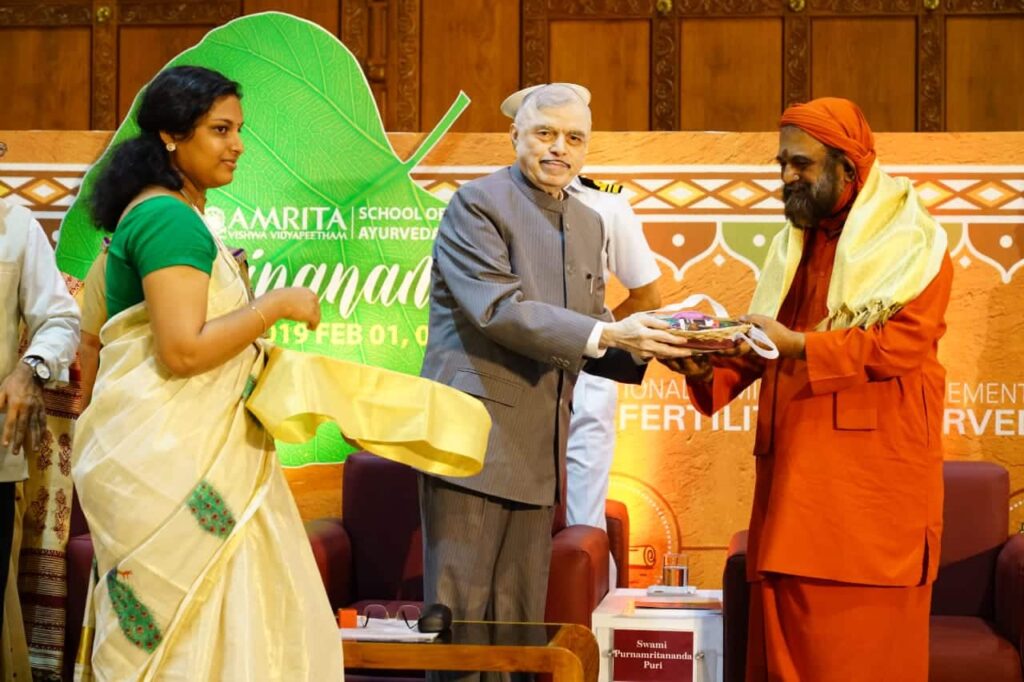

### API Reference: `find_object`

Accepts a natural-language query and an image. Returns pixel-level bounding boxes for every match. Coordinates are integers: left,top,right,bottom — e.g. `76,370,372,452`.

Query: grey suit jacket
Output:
420,164,645,506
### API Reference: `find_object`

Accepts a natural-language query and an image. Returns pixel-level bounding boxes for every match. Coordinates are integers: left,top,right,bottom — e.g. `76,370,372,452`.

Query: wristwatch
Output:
21,356,51,383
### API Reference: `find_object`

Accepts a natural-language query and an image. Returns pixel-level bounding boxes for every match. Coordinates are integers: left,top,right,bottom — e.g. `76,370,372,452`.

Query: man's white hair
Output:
513,84,592,128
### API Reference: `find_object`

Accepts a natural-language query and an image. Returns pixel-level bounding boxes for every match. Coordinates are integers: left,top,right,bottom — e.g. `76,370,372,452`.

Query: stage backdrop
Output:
1,129,1021,589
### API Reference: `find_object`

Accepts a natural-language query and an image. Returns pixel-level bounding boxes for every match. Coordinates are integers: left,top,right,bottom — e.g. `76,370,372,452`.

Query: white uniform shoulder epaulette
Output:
578,175,623,194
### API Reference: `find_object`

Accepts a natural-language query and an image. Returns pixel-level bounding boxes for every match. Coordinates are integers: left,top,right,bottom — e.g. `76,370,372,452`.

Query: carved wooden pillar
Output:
391,0,419,130
343,1,386,120
91,0,118,129
520,0,549,90
783,4,810,108
918,2,944,131
341,0,419,131
651,3,679,130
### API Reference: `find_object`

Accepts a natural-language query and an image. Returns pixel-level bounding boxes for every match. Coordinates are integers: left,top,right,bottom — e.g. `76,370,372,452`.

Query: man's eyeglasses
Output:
361,604,421,629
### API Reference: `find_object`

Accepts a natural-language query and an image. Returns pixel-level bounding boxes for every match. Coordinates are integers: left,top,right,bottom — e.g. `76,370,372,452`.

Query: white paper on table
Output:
338,617,440,642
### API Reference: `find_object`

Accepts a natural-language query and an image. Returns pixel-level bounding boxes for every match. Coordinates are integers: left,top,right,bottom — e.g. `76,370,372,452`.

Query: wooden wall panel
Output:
117,26,215,123
810,18,917,132
549,20,650,132
0,28,91,129
420,0,518,133
243,0,339,35
679,18,782,132
946,16,1024,132
2,3,1022,133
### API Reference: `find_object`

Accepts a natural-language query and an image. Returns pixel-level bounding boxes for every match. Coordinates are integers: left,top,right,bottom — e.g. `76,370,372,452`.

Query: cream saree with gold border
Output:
71,198,343,681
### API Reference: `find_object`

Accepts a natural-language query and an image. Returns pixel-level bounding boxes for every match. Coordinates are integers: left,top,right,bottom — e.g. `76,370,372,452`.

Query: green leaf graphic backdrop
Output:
56,12,469,466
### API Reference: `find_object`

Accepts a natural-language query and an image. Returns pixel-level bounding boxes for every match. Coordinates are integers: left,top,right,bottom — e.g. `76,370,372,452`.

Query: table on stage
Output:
342,621,599,682
591,588,724,682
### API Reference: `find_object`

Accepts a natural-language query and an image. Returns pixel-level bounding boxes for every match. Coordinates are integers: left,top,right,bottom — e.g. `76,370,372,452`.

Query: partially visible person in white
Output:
564,177,661,535
0,197,80,640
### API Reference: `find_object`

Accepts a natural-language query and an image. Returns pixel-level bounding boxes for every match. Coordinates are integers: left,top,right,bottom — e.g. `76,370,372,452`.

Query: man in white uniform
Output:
501,86,662,581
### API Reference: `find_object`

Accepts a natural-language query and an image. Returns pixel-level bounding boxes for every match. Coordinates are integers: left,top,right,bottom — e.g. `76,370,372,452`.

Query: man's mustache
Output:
783,182,813,203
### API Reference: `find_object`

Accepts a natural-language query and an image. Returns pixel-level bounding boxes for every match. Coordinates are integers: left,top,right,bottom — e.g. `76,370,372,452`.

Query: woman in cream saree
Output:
72,66,343,681
71,63,492,682
72,203,342,681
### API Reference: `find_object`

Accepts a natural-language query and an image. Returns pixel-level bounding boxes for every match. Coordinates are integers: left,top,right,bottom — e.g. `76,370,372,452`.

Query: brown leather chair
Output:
722,460,1024,682
305,451,629,624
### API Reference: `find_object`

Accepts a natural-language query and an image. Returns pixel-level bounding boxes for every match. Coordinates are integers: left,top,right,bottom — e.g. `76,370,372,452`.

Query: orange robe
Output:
690,227,953,681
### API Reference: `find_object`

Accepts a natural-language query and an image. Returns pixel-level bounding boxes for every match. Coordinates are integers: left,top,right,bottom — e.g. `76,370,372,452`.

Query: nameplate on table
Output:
612,629,693,681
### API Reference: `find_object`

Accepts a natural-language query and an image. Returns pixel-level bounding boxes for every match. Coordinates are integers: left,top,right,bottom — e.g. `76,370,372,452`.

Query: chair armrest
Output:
304,517,353,609
728,529,748,559
724,530,750,682
70,489,89,537
605,499,630,588
64,533,95,682
995,533,1024,654
546,524,610,628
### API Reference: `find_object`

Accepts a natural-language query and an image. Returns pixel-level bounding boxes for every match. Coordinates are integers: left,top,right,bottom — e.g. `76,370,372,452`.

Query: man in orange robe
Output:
666,98,952,681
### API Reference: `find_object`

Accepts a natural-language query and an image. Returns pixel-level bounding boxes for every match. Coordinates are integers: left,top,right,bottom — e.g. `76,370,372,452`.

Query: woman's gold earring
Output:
166,142,176,152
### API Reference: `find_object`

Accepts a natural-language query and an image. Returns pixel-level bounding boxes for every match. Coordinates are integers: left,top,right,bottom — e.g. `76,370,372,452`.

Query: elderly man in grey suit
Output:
419,84,690,679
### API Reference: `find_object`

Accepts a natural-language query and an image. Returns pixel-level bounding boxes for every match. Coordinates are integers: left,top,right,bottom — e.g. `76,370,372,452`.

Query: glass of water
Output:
661,552,689,587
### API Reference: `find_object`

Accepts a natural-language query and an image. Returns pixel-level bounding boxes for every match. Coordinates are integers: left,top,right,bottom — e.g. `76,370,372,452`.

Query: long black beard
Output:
783,164,841,230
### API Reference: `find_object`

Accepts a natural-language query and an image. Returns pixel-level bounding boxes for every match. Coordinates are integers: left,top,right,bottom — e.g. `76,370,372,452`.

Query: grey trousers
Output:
419,474,555,682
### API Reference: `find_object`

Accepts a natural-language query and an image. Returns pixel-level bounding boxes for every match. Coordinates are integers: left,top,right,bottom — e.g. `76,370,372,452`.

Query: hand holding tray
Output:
649,294,779,359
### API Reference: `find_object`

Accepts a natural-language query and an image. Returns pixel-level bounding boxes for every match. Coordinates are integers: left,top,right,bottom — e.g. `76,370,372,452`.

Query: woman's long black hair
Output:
90,65,241,231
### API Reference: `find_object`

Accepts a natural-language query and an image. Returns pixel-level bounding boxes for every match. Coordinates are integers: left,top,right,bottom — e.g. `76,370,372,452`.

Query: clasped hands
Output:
602,312,806,380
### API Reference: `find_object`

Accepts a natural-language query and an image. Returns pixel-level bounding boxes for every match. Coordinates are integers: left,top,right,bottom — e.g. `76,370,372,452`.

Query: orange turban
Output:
779,97,876,189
